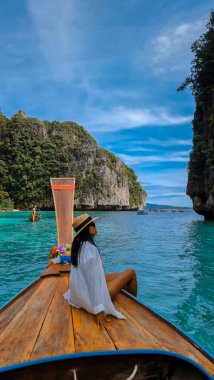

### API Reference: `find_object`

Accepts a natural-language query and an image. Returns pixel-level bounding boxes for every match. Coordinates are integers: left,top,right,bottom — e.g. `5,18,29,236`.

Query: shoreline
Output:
146,209,192,213
0,208,193,213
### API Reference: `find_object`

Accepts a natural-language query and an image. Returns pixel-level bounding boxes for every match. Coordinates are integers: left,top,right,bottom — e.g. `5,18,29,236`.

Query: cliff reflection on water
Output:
175,220,214,353
0,210,213,355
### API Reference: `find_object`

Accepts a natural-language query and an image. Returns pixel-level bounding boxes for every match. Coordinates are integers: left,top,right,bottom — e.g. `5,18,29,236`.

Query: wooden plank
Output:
72,306,115,352
56,264,71,273
116,293,214,377
116,293,190,351
30,274,75,360
40,266,60,278
0,280,41,335
105,302,164,351
51,178,75,245
40,264,71,278
0,277,59,366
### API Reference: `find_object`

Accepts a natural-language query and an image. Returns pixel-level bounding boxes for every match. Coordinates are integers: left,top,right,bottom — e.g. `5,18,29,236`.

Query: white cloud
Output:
138,168,188,188
136,138,192,147
102,138,192,154
126,138,192,152
117,151,189,165
138,168,192,207
147,195,192,207
151,20,204,72
149,192,186,197
83,105,191,132
154,35,171,57
126,147,155,152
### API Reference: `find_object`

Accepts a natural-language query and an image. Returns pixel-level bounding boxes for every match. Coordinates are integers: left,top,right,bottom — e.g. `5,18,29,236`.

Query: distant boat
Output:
137,208,148,215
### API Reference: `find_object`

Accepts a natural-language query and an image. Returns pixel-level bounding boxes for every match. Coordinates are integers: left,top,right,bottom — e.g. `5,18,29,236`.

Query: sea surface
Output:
0,210,213,355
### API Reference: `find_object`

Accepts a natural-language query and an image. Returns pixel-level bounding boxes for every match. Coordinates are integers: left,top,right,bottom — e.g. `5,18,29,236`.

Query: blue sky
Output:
0,0,213,206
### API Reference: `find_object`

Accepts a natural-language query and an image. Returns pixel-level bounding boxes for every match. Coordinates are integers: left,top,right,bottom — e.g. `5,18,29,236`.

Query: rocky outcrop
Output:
186,104,214,219
73,146,146,210
178,11,214,220
0,111,147,210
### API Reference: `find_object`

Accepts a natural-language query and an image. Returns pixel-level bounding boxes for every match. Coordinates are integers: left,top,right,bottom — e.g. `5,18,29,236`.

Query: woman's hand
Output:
96,312,111,331
96,311,105,326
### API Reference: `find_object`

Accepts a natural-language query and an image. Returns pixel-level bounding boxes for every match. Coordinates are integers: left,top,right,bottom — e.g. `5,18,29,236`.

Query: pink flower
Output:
57,244,66,255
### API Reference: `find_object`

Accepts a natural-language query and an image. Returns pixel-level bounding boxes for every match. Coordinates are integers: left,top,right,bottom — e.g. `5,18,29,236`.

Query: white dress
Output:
64,241,125,319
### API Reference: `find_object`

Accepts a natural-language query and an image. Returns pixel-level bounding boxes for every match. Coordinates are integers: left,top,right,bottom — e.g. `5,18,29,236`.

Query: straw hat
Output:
72,213,98,237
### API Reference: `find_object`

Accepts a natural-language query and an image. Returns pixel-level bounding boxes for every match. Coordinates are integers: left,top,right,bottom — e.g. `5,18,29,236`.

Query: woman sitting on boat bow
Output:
64,213,138,326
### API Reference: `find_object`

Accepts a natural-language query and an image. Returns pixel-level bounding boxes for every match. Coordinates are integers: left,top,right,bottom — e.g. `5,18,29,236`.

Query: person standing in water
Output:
31,207,37,221
31,206,41,221
64,213,138,325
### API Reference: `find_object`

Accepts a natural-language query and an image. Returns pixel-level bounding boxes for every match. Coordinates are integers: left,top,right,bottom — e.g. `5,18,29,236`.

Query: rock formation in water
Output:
178,11,214,220
0,111,147,210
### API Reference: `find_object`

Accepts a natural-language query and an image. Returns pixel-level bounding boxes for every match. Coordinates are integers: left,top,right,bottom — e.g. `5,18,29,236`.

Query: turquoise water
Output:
0,210,213,355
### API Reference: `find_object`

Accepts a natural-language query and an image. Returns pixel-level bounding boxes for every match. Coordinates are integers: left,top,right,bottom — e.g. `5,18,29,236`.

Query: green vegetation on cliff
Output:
178,11,214,177
178,10,214,218
0,111,146,210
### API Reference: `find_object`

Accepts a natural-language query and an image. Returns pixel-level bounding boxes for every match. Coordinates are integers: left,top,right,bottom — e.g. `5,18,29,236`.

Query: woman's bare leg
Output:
105,273,119,281
106,269,137,299
105,273,129,292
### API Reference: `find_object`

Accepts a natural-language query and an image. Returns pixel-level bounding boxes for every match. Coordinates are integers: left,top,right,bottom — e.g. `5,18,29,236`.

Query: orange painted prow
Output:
50,178,75,245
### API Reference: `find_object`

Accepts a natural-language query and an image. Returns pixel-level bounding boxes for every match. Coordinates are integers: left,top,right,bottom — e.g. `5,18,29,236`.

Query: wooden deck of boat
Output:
0,264,213,377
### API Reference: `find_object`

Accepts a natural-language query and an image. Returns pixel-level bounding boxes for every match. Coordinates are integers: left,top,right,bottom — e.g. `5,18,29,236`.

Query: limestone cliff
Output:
186,105,214,220
0,111,147,210
178,11,214,220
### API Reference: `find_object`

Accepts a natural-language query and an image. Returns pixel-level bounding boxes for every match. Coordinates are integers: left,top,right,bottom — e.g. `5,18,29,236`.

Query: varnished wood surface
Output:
50,178,75,245
0,266,213,377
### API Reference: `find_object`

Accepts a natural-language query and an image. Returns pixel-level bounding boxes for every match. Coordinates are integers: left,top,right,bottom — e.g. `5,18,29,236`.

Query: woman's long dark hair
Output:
71,223,96,267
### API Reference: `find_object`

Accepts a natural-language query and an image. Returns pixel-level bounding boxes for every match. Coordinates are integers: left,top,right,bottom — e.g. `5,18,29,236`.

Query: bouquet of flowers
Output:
49,243,71,263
